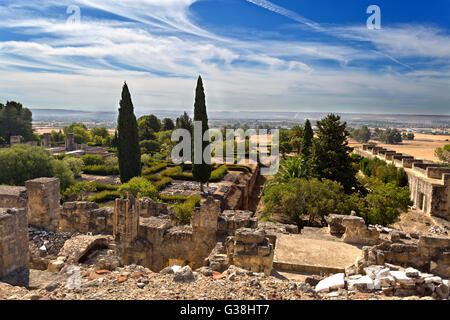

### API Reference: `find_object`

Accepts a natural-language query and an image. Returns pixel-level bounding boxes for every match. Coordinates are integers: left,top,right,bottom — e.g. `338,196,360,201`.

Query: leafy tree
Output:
140,140,161,153
280,141,293,155
118,177,157,199
91,127,110,139
192,76,212,191
138,115,161,140
162,118,175,131
402,132,415,140
0,144,74,190
117,82,141,183
263,156,310,192
435,144,450,164
64,123,92,144
359,177,412,226
310,114,358,194
379,128,402,144
0,101,34,142
50,130,65,146
263,178,362,227
300,119,313,158
176,112,193,133
350,125,371,143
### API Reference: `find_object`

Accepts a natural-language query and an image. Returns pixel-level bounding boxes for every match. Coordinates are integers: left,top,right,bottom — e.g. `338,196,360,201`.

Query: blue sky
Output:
0,0,449,115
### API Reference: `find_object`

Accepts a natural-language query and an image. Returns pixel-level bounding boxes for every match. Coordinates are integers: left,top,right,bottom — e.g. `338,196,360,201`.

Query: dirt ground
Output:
390,209,450,237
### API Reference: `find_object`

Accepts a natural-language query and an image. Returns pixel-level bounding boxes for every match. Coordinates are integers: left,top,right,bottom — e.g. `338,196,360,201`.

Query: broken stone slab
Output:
173,266,195,283
234,228,266,244
405,267,421,278
376,276,396,288
305,275,323,287
390,271,416,286
47,260,64,273
435,283,449,300
315,273,345,293
364,265,390,280
425,276,442,284
353,276,375,292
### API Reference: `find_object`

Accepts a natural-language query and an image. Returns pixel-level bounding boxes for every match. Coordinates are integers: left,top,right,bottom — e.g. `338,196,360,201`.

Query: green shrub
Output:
118,177,158,199
154,177,172,190
209,165,228,182
142,162,168,175
82,165,119,175
104,156,118,167
51,159,76,191
63,182,97,201
226,164,252,173
0,145,75,190
174,196,201,225
260,217,278,224
90,182,119,191
64,157,84,178
81,154,104,166
359,177,412,226
89,190,121,203
140,140,161,153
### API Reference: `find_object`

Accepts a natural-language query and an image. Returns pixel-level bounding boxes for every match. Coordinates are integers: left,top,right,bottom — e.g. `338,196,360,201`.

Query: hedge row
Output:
226,164,252,173
82,165,119,176
89,190,120,203
142,162,168,175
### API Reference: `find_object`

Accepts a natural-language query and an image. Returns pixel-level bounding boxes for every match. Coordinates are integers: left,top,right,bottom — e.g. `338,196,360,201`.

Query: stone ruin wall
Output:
0,165,276,278
221,164,260,211
25,177,61,231
326,213,450,279
0,208,29,278
0,186,27,209
355,146,450,220
356,235,450,279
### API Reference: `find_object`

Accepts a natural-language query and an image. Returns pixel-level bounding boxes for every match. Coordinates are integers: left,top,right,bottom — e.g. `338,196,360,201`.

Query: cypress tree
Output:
300,119,313,158
192,76,211,191
117,82,141,183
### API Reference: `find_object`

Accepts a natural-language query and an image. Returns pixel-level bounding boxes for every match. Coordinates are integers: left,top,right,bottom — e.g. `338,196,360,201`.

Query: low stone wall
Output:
217,210,258,239
0,186,27,209
228,228,274,276
0,208,29,278
59,202,114,234
138,198,169,218
326,214,380,246
355,235,450,278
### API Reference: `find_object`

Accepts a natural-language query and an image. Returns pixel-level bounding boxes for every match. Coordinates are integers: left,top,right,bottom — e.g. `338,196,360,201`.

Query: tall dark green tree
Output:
117,82,141,183
310,114,358,194
0,101,34,142
192,76,211,191
300,119,313,158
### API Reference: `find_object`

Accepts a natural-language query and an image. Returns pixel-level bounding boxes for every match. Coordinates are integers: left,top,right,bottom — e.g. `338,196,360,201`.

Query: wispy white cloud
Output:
0,0,448,114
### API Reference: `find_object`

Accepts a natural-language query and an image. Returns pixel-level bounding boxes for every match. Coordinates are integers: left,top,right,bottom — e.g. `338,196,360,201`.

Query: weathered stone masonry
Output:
0,208,29,278
355,145,450,220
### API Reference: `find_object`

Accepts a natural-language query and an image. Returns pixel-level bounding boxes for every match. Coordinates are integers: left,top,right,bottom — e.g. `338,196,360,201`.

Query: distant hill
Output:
30,108,450,128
